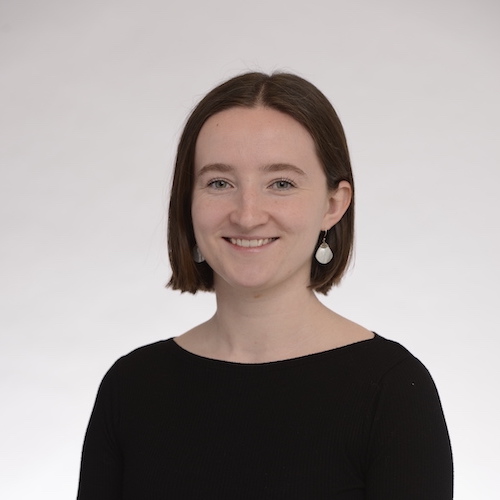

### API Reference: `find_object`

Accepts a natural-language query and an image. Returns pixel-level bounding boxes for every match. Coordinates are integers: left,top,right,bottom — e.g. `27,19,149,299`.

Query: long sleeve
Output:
365,355,453,499
77,364,123,500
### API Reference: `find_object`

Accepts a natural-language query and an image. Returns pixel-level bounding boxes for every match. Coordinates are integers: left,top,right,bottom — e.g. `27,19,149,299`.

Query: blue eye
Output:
208,179,230,189
272,179,295,190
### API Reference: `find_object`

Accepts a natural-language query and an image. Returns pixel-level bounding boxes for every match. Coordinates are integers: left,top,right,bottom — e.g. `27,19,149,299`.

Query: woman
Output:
78,72,453,499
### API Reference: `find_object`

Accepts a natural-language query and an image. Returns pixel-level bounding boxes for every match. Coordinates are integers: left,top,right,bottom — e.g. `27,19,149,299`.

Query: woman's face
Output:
191,106,350,295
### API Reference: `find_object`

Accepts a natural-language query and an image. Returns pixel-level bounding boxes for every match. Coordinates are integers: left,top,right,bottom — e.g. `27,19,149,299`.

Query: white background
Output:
1,0,498,498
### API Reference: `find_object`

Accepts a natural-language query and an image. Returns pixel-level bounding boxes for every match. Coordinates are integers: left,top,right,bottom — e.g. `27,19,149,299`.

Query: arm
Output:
77,365,123,500
366,356,453,499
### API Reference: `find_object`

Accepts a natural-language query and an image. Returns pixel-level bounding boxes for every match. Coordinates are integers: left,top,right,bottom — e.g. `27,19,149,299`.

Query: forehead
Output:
194,106,319,168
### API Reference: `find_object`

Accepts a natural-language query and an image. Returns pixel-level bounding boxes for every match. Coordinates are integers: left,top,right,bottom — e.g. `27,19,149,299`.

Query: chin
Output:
219,277,270,292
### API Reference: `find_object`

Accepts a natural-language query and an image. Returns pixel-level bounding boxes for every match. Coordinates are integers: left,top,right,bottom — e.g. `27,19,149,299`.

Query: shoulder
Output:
343,333,415,368
352,335,445,417
353,336,449,438
361,337,453,497
118,338,175,363
345,334,436,389
101,339,178,386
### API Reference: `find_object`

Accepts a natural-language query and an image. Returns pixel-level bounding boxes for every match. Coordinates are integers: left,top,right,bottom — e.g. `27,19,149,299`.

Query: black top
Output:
77,334,453,499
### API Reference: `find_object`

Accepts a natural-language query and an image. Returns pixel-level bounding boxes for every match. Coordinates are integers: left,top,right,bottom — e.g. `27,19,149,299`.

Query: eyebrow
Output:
197,163,234,177
197,163,307,177
262,163,307,177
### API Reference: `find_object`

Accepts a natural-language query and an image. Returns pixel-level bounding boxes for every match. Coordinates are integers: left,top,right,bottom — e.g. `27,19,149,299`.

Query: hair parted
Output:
167,71,354,294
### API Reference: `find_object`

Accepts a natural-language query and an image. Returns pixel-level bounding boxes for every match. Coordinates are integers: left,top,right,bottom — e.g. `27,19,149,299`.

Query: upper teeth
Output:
230,238,275,248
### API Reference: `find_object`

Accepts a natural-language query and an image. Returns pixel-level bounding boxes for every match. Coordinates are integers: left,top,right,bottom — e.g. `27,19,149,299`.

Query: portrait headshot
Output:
1,1,498,499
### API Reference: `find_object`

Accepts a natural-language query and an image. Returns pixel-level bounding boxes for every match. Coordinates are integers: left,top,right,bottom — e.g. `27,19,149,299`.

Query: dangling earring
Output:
315,230,333,264
193,245,205,263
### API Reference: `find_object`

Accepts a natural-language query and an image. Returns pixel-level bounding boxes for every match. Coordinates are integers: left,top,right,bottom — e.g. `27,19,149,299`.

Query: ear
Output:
322,181,352,230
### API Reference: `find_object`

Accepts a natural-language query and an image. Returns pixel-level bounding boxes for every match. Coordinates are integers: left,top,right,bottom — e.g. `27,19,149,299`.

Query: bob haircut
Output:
167,71,354,295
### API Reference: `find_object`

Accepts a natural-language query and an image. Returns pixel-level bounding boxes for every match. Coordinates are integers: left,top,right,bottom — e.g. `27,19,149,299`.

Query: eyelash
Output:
206,177,297,190
207,179,231,189
271,178,296,190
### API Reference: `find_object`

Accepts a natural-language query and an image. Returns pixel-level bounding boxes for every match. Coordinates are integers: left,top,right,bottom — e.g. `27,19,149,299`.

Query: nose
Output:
229,187,269,230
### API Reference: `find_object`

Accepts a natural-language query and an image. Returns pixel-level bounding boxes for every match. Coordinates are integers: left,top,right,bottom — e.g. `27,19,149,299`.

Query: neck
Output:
200,281,338,362
177,271,373,363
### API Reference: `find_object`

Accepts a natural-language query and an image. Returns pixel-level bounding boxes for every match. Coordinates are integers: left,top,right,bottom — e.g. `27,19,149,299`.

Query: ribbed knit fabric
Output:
77,334,453,499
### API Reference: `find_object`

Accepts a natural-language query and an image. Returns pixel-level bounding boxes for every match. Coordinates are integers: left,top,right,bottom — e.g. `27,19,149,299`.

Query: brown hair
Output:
167,72,354,294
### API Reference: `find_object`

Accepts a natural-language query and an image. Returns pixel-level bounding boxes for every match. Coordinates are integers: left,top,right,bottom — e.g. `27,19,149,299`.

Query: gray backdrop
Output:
1,0,498,498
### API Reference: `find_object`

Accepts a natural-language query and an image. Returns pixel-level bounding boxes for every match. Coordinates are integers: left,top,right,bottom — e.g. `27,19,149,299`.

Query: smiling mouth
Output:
226,237,278,248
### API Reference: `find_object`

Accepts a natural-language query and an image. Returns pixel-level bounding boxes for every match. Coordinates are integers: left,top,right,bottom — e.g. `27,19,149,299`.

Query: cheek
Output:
191,206,206,239
190,198,205,240
191,197,223,238
285,198,328,228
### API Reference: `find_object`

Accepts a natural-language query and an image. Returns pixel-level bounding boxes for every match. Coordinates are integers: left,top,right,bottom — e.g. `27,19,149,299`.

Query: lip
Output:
224,237,278,248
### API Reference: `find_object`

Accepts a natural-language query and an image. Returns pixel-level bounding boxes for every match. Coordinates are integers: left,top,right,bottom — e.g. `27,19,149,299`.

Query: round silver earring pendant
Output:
315,231,333,264
193,245,205,263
